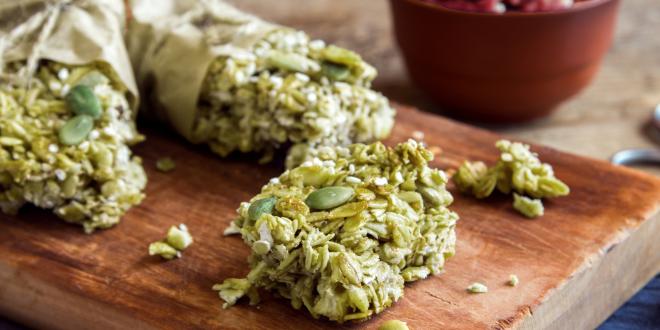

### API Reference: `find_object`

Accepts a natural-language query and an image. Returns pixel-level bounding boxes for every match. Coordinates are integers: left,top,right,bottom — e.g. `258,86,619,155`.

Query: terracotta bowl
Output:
389,0,620,122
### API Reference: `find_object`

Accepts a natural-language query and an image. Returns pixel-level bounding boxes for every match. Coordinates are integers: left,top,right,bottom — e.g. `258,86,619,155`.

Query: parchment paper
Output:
127,0,281,142
0,0,138,109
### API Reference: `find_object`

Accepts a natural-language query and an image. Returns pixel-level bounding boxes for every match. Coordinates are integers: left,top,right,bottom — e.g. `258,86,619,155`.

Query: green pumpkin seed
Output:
321,61,350,81
65,84,102,119
321,45,361,66
305,186,354,210
58,115,94,145
248,196,277,221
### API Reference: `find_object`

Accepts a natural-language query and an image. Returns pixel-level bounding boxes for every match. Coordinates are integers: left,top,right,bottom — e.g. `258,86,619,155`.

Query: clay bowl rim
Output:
397,0,615,18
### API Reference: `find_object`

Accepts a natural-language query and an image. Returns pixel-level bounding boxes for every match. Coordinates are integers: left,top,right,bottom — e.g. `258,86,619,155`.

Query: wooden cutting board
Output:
1,104,659,330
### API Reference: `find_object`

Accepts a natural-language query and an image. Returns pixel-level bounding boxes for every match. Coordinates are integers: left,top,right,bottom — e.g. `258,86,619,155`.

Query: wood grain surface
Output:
0,105,659,329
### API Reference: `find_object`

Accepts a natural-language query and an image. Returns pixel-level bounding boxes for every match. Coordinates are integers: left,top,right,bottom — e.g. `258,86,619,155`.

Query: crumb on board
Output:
508,274,519,287
156,157,176,172
467,282,488,293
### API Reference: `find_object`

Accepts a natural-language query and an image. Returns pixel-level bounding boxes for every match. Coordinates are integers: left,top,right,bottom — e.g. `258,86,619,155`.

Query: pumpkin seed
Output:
267,51,316,73
321,45,361,66
305,186,354,210
321,61,350,81
248,196,277,221
58,115,94,145
65,84,102,118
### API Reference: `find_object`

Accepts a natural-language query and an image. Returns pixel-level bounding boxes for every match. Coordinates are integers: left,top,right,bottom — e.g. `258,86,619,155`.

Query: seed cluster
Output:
216,140,458,322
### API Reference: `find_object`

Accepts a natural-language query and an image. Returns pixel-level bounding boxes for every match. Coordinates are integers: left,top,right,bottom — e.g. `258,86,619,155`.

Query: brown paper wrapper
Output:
127,0,280,142
0,0,138,109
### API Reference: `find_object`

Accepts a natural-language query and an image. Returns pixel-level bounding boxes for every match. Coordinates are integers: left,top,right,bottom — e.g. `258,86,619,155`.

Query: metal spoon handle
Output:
610,148,660,165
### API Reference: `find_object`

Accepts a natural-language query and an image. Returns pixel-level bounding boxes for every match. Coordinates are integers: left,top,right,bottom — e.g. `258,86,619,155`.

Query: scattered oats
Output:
345,176,362,184
309,39,325,49
57,68,69,81
322,160,335,168
294,72,310,83
306,92,317,103
234,71,245,83
373,177,388,186
48,81,62,91
89,129,100,140
48,144,59,153
149,224,193,259
78,141,90,151
54,169,66,181
394,171,403,182
103,126,116,136
269,177,281,185
269,76,283,88
60,84,70,96
439,170,448,182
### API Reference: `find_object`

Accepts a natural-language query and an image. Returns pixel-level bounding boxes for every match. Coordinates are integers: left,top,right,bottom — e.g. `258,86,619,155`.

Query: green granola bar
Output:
193,29,395,163
0,61,146,232
216,140,458,322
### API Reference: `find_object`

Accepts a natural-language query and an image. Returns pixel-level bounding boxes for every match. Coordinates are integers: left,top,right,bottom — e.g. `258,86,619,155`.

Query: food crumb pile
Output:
453,140,569,218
